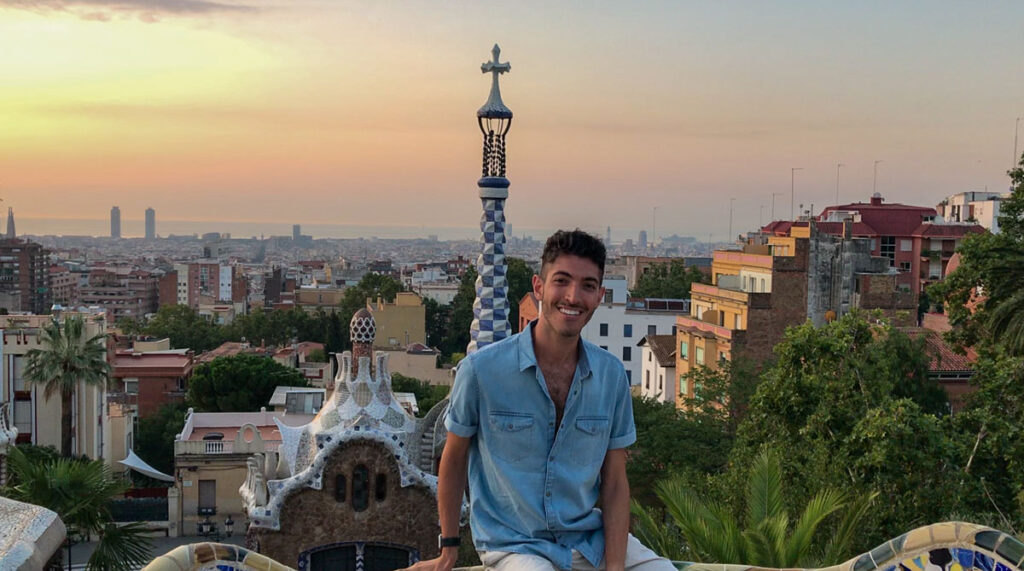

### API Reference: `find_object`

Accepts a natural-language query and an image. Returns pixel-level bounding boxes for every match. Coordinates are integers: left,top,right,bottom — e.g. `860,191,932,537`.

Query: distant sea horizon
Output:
16,217,539,242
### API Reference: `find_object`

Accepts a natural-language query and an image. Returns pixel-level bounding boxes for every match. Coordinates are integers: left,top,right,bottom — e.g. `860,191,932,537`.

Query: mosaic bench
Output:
140,522,1023,571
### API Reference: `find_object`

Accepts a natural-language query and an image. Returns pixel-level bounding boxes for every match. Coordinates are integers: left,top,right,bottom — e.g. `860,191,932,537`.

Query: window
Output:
647,324,657,335
734,314,741,329
719,351,727,362
695,347,704,365
647,351,652,362
604,290,614,303
622,347,632,361
352,465,369,512
880,236,896,266
679,341,688,359
679,375,687,396
600,345,608,351
760,278,766,291
900,239,913,252
599,323,609,336
374,474,387,502
335,474,347,502
123,379,139,394
899,261,911,272
623,324,633,337
198,480,216,512
645,370,650,389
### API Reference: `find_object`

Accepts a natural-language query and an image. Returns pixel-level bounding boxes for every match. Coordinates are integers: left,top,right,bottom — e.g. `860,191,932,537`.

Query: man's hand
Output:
600,448,630,571
399,548,458,571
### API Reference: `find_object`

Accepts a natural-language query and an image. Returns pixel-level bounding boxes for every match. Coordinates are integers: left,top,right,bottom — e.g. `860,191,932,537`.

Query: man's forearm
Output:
601,449,630,571
435,433,471,566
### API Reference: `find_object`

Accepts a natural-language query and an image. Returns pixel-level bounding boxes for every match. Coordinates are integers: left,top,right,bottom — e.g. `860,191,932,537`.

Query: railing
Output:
174,439,279,456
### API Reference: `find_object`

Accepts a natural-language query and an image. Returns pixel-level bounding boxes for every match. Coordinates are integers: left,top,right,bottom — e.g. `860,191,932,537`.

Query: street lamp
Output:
873,160,883,195
835,163,844,205
224,515,235,537
771,192,783,221
728,198,736,243
791,167,803,220
1014,117,1022,169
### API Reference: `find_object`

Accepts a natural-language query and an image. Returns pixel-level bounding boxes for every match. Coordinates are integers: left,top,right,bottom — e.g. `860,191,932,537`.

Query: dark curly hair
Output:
540,229,606,278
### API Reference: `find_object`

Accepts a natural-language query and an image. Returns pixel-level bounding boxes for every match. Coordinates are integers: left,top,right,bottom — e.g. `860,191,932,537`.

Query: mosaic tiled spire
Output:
468,44,513,354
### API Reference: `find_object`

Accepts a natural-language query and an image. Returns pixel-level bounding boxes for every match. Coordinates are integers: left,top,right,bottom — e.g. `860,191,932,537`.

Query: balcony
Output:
174,439,279,456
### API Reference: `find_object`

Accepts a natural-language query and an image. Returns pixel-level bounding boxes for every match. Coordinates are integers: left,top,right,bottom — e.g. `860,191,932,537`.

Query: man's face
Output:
533,254,606,340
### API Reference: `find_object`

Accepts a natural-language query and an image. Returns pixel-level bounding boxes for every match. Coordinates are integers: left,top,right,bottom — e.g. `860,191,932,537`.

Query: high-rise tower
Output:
5,208,14,239
145,207,156,239
468,44,513,354
110,206,121,238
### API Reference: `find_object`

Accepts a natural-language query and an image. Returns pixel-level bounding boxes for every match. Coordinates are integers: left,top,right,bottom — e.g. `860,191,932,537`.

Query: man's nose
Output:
564,282,580,304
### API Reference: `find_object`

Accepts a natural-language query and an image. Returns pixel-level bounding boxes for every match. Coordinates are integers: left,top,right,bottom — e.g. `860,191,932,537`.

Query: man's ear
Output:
532,274,543,297
599,286,607,302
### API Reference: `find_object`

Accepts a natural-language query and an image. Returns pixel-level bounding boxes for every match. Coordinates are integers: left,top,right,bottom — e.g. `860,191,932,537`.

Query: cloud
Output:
0,0,257,22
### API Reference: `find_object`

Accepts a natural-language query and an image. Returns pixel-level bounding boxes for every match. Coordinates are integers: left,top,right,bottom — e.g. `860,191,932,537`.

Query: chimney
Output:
843,217,853,240
870,193,883,206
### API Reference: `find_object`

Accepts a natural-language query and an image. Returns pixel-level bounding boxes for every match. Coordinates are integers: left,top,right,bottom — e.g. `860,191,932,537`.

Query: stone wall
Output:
253,439,439,568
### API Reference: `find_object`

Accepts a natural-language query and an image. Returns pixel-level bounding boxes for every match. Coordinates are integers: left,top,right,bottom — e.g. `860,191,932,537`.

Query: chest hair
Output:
542,360,576,429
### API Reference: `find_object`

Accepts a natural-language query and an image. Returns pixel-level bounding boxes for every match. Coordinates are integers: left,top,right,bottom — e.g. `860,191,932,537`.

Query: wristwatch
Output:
438,534,461,549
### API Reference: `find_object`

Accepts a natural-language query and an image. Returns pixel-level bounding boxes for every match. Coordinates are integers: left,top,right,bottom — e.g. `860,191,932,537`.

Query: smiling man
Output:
404,229,674,571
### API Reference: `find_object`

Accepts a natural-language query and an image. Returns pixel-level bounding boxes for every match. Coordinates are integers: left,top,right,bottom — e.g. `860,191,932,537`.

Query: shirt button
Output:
549,456,554,462
546,491,552,497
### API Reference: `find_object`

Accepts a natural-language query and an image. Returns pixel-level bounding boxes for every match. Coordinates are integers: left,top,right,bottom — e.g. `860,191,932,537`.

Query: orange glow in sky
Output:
2,1,1023,239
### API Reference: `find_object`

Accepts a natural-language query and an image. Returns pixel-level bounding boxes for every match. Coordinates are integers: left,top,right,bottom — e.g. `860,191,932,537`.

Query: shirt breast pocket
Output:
488,412,535,463
572,416,610,466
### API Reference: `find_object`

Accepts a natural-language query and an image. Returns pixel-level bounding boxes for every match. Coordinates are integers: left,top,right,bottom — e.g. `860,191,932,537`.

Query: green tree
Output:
24,316,111,457
930,155,1024,355
439,267,477,362
423,297,450,349
390,373,451,417
730,313,959,548
632,450,876,566
3,448,153,570
134,403,188,475
187,354,307,412
143,305,222,351
306,348,328,363
506,257,535,333
631,261,708,299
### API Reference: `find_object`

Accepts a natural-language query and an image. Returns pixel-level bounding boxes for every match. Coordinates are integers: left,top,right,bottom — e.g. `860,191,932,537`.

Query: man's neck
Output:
532,322,580,368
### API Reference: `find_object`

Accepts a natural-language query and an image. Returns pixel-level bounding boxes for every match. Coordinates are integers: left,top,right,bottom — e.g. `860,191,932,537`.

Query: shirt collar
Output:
517,320,593,380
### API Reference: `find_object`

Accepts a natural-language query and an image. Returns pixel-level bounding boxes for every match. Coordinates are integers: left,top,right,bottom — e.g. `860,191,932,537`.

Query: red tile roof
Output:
903,328,976,373
911,223,985,238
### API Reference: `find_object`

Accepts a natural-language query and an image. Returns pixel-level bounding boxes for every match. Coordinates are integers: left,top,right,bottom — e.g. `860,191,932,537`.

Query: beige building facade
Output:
367,292,426,349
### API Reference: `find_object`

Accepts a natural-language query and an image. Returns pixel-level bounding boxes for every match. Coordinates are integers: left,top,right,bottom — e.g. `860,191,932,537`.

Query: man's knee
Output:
481,551,558,571
624,535,678,570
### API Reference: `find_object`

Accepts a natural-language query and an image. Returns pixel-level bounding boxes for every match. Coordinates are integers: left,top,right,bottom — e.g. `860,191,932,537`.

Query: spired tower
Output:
5,208,15,239
468,44,513,354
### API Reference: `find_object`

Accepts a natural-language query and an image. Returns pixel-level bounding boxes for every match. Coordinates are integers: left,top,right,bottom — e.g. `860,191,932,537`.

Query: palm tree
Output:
631,450,876,566
3,447,153,570
984,245,1024,356
24,316,111,457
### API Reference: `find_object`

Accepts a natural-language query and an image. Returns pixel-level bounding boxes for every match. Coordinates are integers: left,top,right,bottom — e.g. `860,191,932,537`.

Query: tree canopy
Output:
186,353,307,412
389,373,451,417
630,260,709,299
24,316,111,457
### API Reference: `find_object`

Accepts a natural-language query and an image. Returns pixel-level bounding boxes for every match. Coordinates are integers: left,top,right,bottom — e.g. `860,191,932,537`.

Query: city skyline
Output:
2,1,1023,240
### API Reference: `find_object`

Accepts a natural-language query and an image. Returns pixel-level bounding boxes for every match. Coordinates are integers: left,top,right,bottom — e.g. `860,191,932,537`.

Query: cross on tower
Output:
481,44,510,81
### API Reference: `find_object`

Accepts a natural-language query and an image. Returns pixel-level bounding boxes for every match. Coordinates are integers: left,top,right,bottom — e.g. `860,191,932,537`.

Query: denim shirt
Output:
445,321,636,570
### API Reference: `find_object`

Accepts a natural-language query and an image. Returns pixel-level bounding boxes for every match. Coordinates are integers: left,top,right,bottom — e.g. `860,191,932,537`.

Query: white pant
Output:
480,534,676,570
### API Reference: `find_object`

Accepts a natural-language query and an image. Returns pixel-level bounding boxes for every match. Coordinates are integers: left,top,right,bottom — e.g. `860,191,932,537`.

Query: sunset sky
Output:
1,1,1023,240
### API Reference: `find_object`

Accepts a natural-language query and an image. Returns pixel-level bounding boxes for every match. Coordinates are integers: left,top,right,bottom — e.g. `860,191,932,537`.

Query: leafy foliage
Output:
390,373,451,417
134,403,188,475
24,316,111,457
632,450,876,566
729,313,959,548
630,261,709,299
438,267,477,362
144,305,222,351
186,353,307,412
2,448,153,570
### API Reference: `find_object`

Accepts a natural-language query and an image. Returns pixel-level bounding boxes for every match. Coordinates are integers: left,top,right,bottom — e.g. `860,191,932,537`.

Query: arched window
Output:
352,465,369,512
335,474,347,503
375,474,387,502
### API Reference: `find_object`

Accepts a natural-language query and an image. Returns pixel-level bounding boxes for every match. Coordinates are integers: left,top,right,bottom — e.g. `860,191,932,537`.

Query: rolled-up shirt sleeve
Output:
444,356,479,438
608,365,636,450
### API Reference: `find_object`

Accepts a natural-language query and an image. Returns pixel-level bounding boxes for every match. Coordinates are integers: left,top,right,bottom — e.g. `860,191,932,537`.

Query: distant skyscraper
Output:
639,230,648,249
468,44,513,354
145,207,156,239
606,226,612,245
5,208,14,239
110,206,121,238
293,224,301,240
